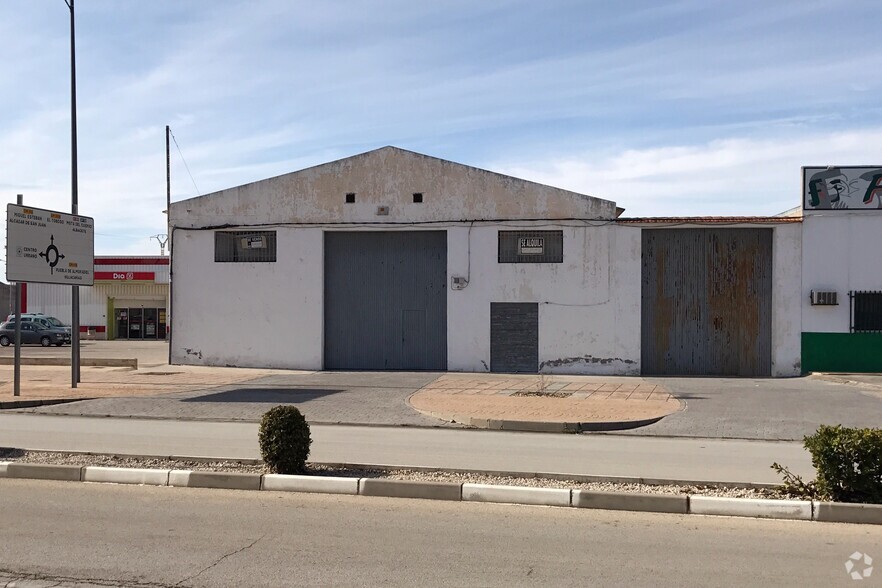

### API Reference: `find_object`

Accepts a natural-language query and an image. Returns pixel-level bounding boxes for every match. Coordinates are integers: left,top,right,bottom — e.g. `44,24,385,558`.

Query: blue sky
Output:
2,0,882,256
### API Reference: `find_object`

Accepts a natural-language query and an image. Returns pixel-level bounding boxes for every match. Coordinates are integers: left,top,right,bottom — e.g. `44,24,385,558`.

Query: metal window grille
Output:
214,231,277,262
850,291,882,332
498,230,563,263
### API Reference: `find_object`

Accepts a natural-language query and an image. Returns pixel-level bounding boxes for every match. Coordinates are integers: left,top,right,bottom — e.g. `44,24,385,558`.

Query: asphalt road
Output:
0,413,811,484
1,479,878,587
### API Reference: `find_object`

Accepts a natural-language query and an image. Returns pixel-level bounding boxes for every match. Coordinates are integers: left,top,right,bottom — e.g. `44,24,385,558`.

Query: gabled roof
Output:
170,146,618,227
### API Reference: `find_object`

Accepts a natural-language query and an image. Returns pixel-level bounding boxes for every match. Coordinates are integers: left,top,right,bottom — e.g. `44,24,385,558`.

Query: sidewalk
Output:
408,374,681,431
2,366,680,431
4,362,882,440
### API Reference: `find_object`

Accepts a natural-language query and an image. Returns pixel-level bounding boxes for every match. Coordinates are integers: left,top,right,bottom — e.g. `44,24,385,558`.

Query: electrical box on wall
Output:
810,290,838,306
376,206,390,216
451,276,468,290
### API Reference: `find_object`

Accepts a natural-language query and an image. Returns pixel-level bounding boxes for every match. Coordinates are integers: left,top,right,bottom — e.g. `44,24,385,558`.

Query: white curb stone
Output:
168,470,192,487
690,496,812,520
261,474,359,495
83,466,170,486
462,483,571,507
0,461,8,477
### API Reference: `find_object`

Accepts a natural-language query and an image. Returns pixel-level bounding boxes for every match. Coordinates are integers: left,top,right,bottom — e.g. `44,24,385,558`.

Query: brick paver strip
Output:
409,390,682,424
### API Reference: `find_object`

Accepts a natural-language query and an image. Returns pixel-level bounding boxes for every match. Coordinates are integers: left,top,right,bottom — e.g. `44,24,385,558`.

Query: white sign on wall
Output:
804,166,882,211
6,204,94,285
518,237,544,255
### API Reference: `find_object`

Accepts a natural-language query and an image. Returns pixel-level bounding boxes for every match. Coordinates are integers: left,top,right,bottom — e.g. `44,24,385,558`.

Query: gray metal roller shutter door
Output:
324,231,447,370
490,302,539,373
641,228,773,376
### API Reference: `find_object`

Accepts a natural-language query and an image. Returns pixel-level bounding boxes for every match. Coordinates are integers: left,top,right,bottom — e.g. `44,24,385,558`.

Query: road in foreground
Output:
0,413,810,484
1,479,878,587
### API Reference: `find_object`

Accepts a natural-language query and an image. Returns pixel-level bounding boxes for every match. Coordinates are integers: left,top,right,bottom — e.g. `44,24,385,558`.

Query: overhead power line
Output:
169,128,201,196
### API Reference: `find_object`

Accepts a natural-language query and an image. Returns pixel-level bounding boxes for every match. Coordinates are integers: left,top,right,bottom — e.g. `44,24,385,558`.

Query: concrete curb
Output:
463,416,666,433
0,398,94,410
83,466,170,486
3,462,83,481
1,463,879,525
689,496,812,520
0,357,137,368
183,471,262,491
573,490,688,514
813,501,882,525
462,483,571,506
359,478,462,501
262,474,359,495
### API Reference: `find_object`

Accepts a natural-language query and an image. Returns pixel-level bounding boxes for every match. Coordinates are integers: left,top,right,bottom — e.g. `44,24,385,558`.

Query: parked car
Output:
4,313,71,335
0,321,71,347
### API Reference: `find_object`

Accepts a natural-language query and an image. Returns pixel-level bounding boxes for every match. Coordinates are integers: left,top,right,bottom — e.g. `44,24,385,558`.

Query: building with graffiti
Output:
801,166,882,372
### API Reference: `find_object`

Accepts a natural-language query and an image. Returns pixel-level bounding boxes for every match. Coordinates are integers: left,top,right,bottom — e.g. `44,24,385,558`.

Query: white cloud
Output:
492,129,882,216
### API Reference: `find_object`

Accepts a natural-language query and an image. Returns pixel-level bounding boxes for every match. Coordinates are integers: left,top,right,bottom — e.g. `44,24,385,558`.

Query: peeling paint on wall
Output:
540,355,637,370
183,348,203,360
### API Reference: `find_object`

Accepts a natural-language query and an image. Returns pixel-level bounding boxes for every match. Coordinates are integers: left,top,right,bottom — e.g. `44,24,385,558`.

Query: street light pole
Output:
65,0,80,387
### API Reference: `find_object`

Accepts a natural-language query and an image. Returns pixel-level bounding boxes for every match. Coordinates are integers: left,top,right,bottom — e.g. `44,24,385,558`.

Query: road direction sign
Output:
6,203,94,285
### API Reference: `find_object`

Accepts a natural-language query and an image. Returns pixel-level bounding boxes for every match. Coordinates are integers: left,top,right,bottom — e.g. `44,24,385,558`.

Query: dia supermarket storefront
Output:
23,256,169,340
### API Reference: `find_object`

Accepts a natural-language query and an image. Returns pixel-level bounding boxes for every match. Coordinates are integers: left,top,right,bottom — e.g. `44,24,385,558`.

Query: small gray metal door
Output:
490,302,539,373
641,228,773,376
324,231,447,370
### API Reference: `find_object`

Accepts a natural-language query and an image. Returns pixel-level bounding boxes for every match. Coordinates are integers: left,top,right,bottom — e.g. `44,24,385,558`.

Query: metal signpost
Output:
6,203,94,392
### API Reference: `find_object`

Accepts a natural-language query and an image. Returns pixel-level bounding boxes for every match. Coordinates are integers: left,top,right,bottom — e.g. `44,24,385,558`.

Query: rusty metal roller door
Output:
641,228,773,376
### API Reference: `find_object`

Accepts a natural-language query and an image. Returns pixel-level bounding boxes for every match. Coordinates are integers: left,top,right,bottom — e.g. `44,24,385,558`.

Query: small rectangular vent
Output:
811,290,838,306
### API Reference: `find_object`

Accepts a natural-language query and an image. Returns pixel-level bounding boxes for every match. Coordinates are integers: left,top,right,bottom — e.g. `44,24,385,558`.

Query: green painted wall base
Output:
802,332,882,374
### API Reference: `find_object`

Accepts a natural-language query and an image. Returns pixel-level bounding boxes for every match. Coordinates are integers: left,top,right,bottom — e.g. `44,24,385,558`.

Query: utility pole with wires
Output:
164,125,198,362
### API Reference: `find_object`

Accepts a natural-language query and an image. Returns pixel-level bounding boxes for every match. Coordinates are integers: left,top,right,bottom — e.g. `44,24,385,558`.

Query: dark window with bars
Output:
851,291,882,332
498,230,563,263
215,231,277,262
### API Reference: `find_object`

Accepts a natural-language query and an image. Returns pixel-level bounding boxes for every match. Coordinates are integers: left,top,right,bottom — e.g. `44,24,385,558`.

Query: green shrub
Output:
259,406,312,474
804,425,882,504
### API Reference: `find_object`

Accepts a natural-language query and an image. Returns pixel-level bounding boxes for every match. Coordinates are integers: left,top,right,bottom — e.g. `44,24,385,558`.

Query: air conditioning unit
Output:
810,290,838,306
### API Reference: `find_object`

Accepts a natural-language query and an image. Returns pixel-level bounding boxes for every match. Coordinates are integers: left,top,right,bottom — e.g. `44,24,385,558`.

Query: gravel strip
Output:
0,448,789,499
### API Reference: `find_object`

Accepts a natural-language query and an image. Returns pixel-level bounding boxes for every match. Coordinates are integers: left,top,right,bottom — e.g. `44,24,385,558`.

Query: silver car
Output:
0,321,71,347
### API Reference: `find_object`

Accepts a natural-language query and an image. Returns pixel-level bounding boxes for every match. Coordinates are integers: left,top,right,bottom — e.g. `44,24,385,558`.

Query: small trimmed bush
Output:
805,425,882,504
774,425,882,503
259,406,312,474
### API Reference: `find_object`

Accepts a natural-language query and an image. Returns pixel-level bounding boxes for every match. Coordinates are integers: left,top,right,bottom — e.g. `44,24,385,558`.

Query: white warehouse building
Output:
169,146,802,376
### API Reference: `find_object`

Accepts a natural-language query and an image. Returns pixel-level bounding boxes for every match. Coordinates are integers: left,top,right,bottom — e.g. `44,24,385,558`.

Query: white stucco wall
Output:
171,223,640,374
801,212,882,333
171,227,324,369
446,223,641,375
771,223,802,376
